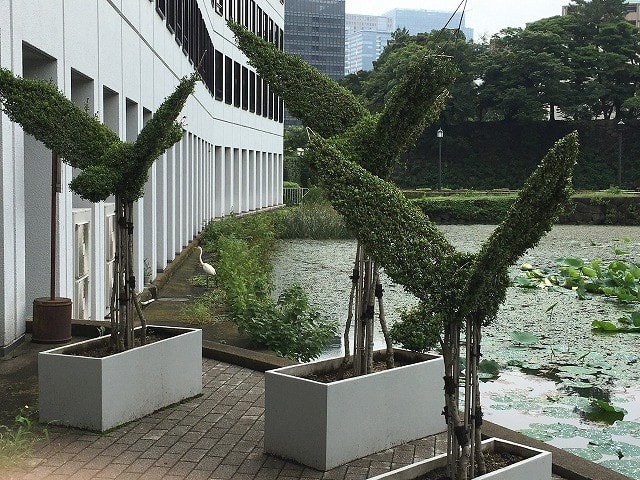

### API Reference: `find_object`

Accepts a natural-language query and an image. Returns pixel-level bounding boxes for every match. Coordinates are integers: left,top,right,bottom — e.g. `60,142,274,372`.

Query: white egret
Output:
197,246,216,286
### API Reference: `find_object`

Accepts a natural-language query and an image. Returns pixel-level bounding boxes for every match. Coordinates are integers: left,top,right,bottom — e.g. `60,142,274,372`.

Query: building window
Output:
236,0,241,23
249,71,256,112
257,7,263,37
256,75,262,116
243,0,249,27
167,0,176,33
262,80,268,117
214,0,223,15
242,66,249,110
226,0,232,19
263,12,268,40
156,0,167,17
215,50,224,101
250,0,256,32
269,18,274,43
175,0,183,47
225,55,233,104
233,61,241,107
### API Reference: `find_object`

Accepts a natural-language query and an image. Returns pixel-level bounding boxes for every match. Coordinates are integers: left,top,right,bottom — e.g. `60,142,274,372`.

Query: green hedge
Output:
401,120,640,191
411,192,640,225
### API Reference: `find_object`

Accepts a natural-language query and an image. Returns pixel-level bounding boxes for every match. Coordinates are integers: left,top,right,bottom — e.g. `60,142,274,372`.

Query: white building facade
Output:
0,0,285,353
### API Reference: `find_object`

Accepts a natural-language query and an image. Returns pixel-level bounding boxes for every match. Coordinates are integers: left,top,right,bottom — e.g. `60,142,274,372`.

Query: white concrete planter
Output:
264,349,446,471
38,325,202,431
367,438,552,480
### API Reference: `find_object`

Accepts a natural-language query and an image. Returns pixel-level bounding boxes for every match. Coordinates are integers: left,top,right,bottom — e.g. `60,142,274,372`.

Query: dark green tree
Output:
357,29,482,123
478,27,573,120
482,0,640,120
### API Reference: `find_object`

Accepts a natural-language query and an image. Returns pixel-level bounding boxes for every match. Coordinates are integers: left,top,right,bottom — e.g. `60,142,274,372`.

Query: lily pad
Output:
599,459,640,479
557,365,600,376
565,448,603,461
510,331,539,345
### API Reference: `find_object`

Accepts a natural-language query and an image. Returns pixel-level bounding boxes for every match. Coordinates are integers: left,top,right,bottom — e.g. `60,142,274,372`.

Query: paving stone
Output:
5,358,575,480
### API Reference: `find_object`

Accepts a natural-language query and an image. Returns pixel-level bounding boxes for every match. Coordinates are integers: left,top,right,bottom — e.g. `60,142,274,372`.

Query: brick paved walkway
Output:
4,358,567,480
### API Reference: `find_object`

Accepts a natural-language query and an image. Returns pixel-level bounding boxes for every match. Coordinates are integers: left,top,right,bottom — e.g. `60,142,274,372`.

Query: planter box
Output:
367,438,552,480
38,325,202,431
264,349,445,471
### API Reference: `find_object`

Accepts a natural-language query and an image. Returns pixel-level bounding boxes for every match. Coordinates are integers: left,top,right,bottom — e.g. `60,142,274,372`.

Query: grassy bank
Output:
196,213,338,361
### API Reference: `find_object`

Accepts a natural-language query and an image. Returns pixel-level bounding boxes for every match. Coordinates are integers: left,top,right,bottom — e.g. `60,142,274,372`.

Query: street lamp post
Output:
437,128,443,191
618,120,624,188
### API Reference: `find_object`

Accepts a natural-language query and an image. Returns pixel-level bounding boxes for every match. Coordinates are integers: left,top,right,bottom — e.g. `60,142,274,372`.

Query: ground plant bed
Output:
367,438,552,480
38,325,202,431
264,349,445,471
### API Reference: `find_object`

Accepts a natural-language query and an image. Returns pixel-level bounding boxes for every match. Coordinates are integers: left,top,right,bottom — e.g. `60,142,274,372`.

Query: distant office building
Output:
384,8,473,39
345,9,473,75
345,30,393,74
284,0,345,125
626,0,640,27
345,14,394,34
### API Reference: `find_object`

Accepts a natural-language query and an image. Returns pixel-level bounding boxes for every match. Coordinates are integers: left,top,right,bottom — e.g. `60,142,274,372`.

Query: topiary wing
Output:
0,68,119,169
228,21,368,138
461,131,579,321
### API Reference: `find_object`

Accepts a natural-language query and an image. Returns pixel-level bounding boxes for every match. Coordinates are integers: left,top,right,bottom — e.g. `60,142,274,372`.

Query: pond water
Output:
271,225,640,479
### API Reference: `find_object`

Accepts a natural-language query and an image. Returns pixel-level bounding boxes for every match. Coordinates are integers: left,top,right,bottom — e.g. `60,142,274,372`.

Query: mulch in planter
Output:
417,451,525,479
301,356,418,383
63,327,179,358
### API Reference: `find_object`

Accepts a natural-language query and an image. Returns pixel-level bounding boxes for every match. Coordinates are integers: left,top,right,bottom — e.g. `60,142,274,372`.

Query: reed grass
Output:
278,202,353,239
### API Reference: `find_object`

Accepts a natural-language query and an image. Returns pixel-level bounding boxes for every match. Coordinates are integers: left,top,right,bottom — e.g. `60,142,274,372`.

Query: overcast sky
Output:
345,0,570,41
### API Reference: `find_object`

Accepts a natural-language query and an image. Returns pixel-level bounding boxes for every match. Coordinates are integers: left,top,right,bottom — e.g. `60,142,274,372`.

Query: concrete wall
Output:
0,0,284,351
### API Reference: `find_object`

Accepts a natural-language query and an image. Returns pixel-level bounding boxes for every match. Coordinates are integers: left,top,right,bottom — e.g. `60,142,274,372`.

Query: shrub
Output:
239,285,339,362
389,304,441,353
201,214,338,361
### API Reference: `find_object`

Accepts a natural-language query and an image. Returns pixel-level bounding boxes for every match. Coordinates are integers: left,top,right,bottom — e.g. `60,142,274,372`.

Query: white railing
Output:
283,187,309,205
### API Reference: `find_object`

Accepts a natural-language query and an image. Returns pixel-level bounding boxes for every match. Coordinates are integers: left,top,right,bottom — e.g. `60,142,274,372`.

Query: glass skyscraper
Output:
284,0,345,125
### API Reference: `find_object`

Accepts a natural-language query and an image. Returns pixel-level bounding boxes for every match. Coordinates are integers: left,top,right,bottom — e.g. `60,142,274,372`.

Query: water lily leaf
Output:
579,399,626,423
540,406,577,419
593,399,627,414
606,421,640,437
599,459,640,478
519,428,553,441
557,365,600,376
527,422,580,438
582,266,597,278
592,320,620,332
565,448,603,461
510,331,539,345
562,380,594,389
590,440,640,457
520,263,534,271
559,257,585,268
513,276,536,288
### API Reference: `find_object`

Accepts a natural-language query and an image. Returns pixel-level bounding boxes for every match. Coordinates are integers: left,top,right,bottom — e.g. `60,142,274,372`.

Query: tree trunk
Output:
109,196,146,352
